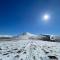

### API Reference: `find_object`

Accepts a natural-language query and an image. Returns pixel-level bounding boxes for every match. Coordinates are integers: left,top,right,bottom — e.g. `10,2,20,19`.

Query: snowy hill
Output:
15,32,60,42
16,32,37,40
0,32,60,42
15,32,50,41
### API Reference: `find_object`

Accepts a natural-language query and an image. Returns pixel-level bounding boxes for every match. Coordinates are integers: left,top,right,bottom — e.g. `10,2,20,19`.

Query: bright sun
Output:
43,14,50,21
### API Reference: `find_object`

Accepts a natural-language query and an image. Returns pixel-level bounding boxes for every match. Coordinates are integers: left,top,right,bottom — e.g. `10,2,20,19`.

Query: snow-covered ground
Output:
0,32,60,60
0,40,60,60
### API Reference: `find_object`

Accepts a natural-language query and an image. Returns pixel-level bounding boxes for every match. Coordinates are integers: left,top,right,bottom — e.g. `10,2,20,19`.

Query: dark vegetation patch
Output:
0,48,2,50
48,56,58,60
13,48,18,50
15,55,19,58
23,51,26,54
17,50,22,53
3,53,9,55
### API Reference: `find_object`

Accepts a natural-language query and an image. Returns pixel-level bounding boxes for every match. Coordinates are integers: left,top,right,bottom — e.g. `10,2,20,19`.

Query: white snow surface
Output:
0,40,60,60
0,35,13,37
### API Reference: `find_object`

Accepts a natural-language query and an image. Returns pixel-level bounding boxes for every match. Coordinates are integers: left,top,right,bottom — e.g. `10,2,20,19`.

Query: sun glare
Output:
43,14,50,21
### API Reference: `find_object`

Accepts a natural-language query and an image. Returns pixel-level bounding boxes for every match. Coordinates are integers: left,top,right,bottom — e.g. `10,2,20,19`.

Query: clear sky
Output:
0,0,60,35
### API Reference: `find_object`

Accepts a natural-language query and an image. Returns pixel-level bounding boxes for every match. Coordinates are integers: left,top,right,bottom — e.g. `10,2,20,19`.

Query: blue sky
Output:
0,0,60,35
